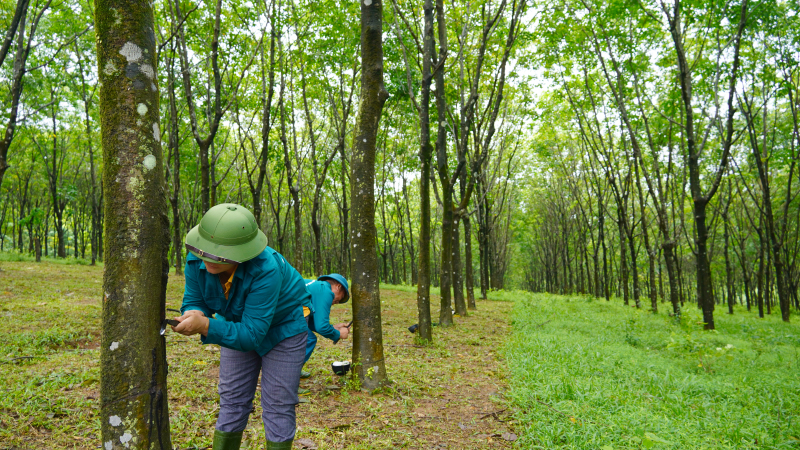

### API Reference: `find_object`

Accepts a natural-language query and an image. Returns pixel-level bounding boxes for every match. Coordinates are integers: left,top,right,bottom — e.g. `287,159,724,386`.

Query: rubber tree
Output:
388,0,434,341
661,0,748,329
95,0,172,448
350,0,389,390
0,0,48,194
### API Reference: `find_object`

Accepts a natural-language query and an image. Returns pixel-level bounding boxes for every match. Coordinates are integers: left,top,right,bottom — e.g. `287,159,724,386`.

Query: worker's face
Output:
330,281,346,304
205,261,236,274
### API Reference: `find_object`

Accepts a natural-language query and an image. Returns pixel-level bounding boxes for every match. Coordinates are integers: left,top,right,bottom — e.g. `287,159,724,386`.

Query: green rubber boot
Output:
266,439,293,450
212,430,243,450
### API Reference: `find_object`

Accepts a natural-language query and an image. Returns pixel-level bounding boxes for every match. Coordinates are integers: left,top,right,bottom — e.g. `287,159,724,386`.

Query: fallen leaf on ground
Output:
501,432,517,441
295,438,317,449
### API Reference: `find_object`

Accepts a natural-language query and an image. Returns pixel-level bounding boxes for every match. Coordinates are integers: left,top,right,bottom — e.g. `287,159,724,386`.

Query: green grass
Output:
505,293,800,449
0,250,100,266
378,281,520,303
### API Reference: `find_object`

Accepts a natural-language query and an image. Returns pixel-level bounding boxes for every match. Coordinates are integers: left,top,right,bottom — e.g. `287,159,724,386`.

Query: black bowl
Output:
331,361,351,376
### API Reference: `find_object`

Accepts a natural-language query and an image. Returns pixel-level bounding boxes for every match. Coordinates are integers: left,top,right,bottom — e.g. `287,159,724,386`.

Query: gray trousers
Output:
216,331,307,442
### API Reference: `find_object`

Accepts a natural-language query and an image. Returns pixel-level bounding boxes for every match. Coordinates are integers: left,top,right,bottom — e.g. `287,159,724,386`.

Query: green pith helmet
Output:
184,203,267,264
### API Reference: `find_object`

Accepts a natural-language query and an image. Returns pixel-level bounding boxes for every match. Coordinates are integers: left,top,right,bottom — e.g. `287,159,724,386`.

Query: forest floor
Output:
0,257,518,449
6,255,797,450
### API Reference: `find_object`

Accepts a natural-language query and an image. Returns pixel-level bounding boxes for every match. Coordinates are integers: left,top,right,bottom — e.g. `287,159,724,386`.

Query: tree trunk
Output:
172,0,225,214
618,213,629,305
452,216,467,315
664,0,747,329
75,42,99,266
414,0,435,342
723,199,734,314
166,48,182,276
477,178,490,299
350,0,389,390
0,0,38,193
252,2,276,230
95,0,171,447
744,93,792,322
634,157,657,312
433,0,454,327
464,215,476,309
278,58,303,272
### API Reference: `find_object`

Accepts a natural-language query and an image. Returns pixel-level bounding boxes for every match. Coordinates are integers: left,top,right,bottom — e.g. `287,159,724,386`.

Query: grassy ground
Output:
0,259,517,449
5,256,796,449
506,292,800,449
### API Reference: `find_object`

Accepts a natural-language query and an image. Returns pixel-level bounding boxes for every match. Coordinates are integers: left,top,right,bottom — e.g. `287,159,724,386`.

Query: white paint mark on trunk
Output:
110,342,119,351
140,63,154,79
137,104,148,116
143,155,157,171
120,432,133,443
103,61,117,76
109,415,122,426
119,42,143,62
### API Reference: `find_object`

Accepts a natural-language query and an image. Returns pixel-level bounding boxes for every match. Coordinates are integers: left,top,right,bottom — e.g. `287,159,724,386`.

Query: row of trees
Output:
3,0,797,332
518,0,800,330
0,0,523,313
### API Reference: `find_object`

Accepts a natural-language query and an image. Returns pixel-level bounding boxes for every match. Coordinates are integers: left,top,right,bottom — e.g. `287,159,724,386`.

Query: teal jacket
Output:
181,247,313,355
305,279,340,343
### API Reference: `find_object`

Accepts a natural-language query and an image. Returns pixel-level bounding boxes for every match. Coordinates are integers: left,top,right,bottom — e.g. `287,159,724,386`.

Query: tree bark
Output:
165,47,182,275
433,0,454,327
350,0,389,390
251,1,277,230
464,215,476,309
173,0,225,213
663,0,747,329
75,42,99,265
0,0,47,194
413,0,436,342
95,0,171,447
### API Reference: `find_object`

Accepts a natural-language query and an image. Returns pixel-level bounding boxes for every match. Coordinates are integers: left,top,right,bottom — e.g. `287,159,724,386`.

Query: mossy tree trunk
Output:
351,0,389,390
95,0,171,448
663,0,747,329
433,0,454,327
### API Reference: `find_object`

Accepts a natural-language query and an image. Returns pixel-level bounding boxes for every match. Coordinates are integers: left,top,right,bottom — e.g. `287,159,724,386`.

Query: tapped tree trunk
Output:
452,216,467,316
434,0,454,327
95,0,171,447
350,0,389,390
166,49,182,276
413,0,435,343
464,215,476,309
663,0,747,329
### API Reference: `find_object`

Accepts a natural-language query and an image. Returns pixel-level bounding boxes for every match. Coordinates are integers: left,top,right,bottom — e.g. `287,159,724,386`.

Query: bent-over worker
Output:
301,274,350,378
171,203,312,450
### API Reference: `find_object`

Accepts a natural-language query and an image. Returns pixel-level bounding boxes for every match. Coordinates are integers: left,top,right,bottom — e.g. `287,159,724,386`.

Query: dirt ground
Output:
0,261,517,449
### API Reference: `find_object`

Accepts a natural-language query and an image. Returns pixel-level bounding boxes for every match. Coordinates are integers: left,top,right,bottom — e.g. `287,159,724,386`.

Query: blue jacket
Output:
305,279,340,343
181,248,313,355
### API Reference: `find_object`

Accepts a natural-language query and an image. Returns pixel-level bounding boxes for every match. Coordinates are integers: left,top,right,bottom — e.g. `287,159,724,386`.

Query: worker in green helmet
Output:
169,203,312,450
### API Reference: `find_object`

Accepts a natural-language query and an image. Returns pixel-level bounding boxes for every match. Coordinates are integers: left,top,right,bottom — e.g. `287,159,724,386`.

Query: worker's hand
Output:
336,325,349,340
173,310,209,337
